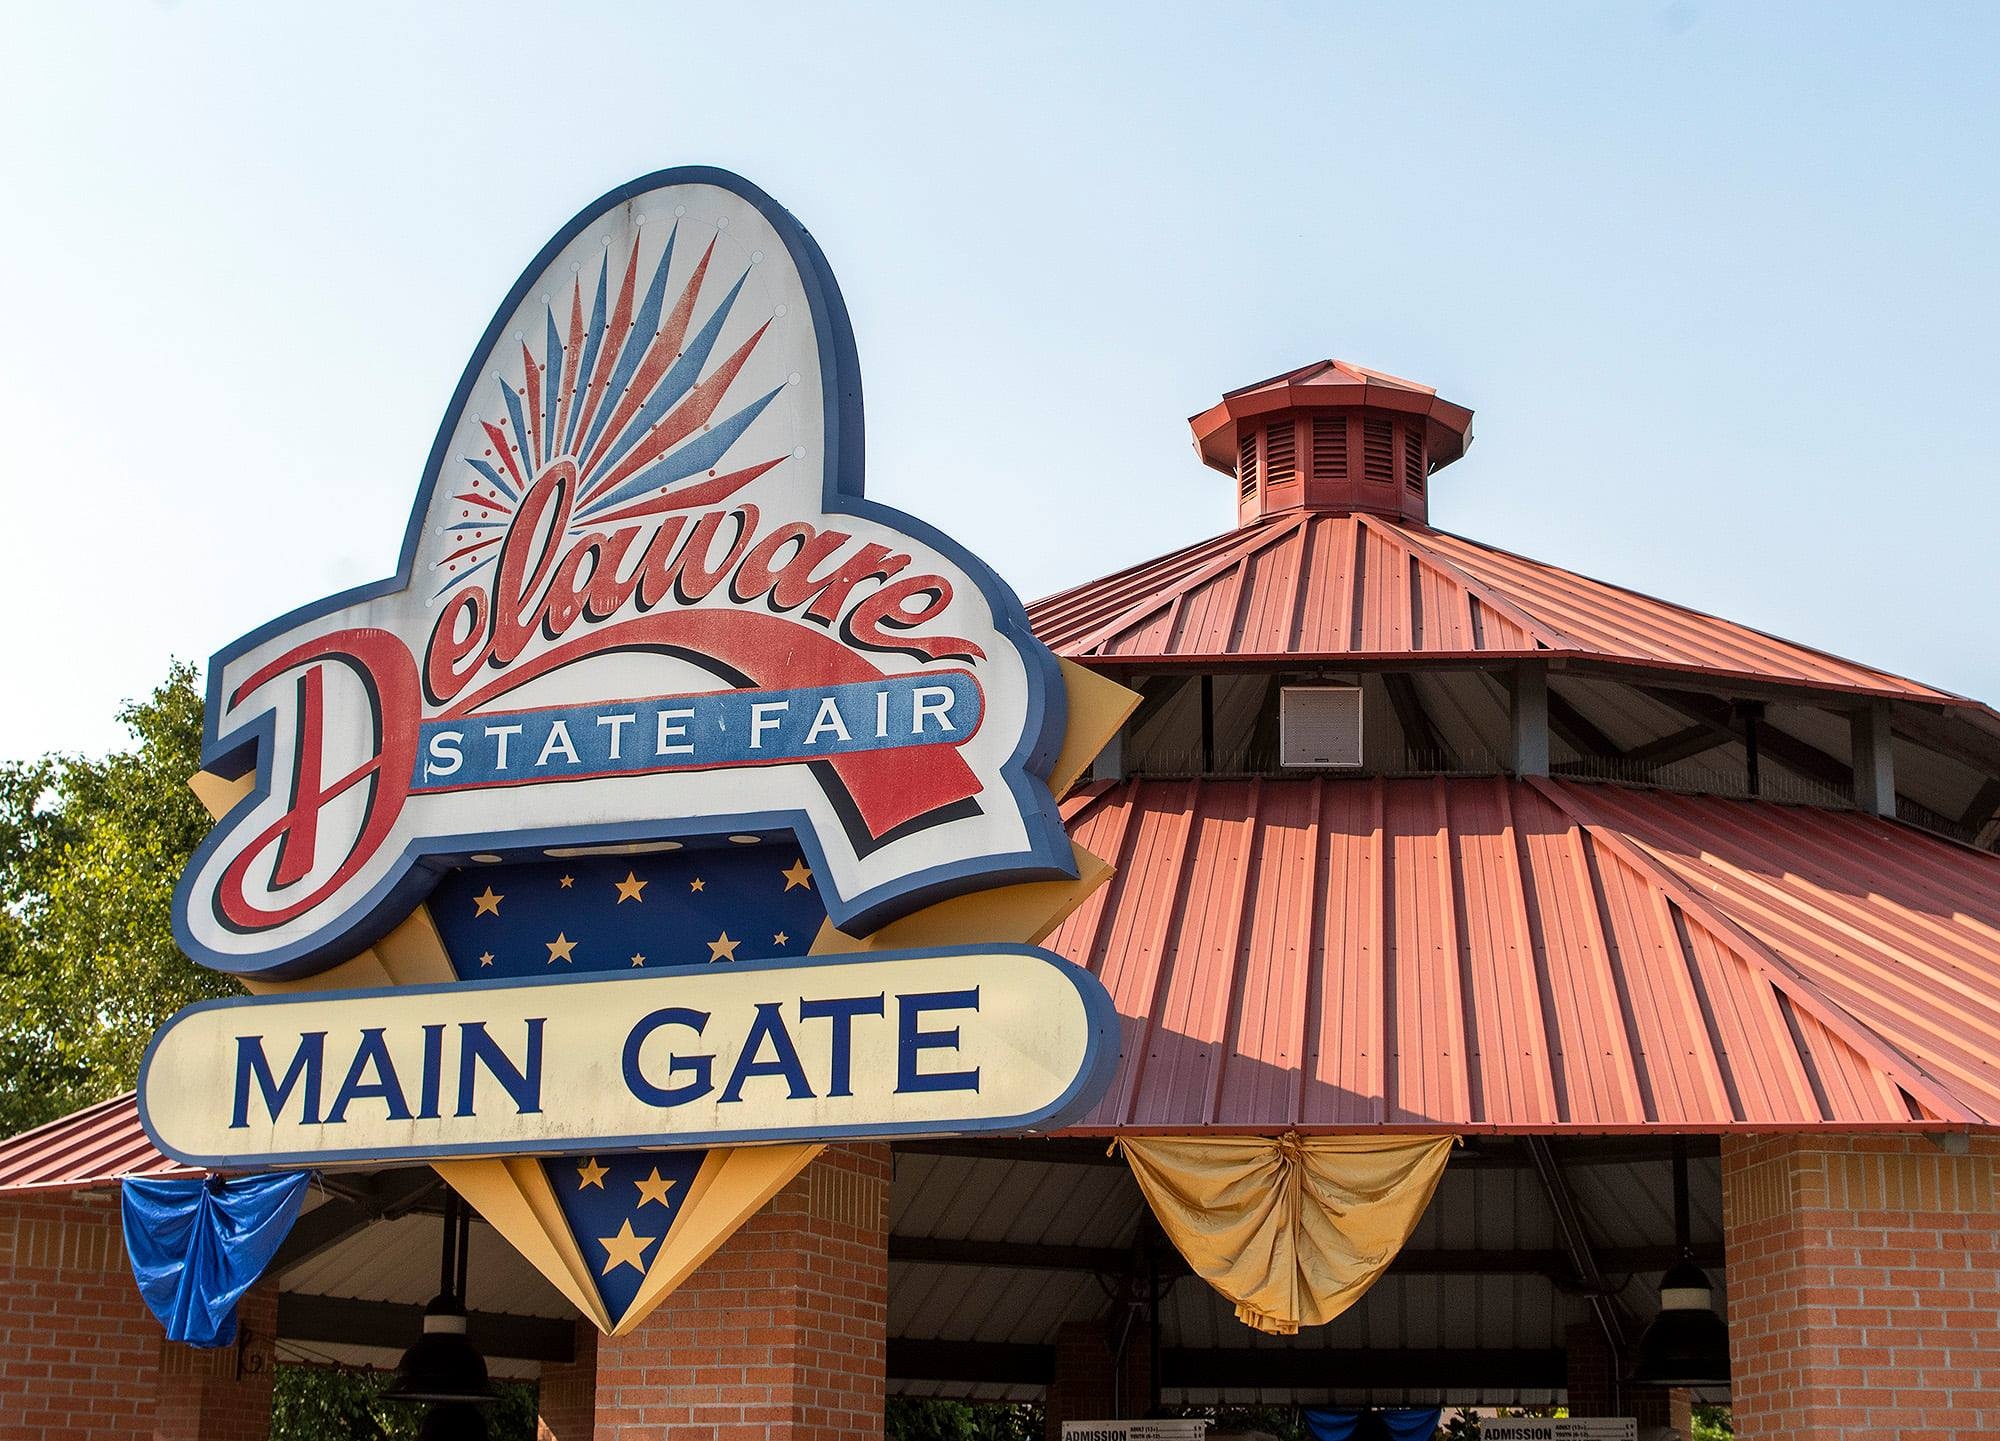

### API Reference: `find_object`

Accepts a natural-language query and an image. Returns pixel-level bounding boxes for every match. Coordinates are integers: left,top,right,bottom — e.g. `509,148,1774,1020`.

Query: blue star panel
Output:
428,830,830,1326
429,832,829,979
545,1148,706,1324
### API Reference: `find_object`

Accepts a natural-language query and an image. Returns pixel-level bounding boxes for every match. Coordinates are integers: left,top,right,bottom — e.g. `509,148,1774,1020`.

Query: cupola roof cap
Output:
1188,358,1475,476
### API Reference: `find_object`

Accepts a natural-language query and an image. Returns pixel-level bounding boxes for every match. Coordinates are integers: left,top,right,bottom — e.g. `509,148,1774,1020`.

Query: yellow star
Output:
630,953,646,967
576,1157,608,1189
707,932,740,962
558,874,575,889
597,1218,658,1276
614,871,648,904
689,877,705,892
781,859,814,891
473,886,503,916
634,1168,678,1209
773,931,789,946
478,952,495,967
546,933,577,963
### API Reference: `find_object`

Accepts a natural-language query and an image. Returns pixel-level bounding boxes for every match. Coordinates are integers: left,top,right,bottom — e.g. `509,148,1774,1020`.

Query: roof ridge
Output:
1357,514,1580,653
1056,513,1309,659
1422,525,1959,703
0,1089,137,1148
1529,776,1974,1124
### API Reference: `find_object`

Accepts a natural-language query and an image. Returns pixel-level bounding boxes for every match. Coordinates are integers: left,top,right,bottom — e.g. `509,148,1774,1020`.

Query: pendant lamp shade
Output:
1631,1141,1730,1388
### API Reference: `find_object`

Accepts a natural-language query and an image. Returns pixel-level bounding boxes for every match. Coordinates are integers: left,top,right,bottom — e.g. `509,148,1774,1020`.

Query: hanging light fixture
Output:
386,1188,499,1436
1631,1139,1730,1388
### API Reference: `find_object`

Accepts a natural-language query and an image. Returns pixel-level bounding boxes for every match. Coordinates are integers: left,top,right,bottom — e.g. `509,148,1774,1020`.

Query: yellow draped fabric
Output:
1118,1133,1455,1336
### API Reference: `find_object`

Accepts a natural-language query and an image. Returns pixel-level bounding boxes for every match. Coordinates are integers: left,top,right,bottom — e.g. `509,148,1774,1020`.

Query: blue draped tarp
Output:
121,1172,310,1347
1303,1408,1444,1441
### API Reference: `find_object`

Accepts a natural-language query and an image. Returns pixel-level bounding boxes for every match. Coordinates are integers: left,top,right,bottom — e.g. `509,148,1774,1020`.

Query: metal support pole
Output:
1147,1244,1162,1414
1199,674,1215,774
1510,662,1549,777
1851,699,1896,817
1735,701,1764,797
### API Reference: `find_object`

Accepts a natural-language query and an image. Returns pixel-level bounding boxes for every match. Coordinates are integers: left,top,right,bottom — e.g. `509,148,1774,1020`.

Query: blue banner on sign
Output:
411,672,982,792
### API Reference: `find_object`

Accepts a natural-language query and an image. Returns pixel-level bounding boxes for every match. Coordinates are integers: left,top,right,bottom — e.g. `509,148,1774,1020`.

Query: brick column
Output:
1722,1133,2000,1440
1565,1322,1690,1439
0,1189,160,1441
153,1280,278,1441
592,1143,889,1441
538,1320,598,1440
1044,1317,1150,1441
0,1187,277,1441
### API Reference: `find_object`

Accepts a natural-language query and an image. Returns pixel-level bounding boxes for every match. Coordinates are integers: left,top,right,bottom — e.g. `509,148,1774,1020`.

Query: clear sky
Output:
2,2,1995,760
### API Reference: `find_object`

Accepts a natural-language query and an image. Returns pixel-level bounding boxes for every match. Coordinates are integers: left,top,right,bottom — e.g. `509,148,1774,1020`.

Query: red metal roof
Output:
1050,775,2000,1133
1028,510,1962,704
10,776,1998,1191
0,1091,196,1193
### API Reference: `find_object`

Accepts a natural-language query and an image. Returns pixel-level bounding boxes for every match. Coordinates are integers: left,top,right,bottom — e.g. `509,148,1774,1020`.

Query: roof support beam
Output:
1386,673,1453,769
1639,687,1857,799
1524,1136,1628,1394
1625,723,1729,768
1960,778,2000,850
889,1234,1721,1278
1161,1346,1567,1391
1545,685,1624,762
277,1293,575,1364
886,1341,1569,1391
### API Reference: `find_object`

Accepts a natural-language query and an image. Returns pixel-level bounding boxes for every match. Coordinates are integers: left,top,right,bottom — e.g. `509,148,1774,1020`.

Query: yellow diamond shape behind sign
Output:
192,658,1136,1336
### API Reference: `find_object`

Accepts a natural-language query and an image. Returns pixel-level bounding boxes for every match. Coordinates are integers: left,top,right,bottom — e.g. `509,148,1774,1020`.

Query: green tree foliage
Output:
0,662,230,1134
270,1364,539,1440
885,1397,1044,1441
1690,1403,1734,1439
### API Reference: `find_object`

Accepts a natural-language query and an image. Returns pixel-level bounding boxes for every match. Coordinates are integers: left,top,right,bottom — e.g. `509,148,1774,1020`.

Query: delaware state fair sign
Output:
139,168,1130,1335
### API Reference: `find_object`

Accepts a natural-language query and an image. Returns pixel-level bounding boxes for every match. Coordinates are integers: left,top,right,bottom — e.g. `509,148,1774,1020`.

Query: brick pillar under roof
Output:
1564,1323,1690,1439
1722,1133,2000,1440
0,1187,277,1441
538,1319,598,1440
1044,1317,1150,1441
590,1143,889,1441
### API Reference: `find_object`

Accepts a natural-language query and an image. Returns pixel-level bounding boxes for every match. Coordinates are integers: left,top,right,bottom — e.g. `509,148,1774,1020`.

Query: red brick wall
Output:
154,1281,277,1441
1044,1318,1151,1441
1722,1133,2000,1440
1564,1322,1689,1437
0,1187,277,1441
0,1188,164,1441
539,1321,599,1440
591,1144,890,1441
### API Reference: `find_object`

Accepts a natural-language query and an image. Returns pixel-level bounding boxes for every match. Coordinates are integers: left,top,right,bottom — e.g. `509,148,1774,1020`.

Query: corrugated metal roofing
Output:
1027,510,1961,704
1049,775,2000,1132
0,1091,196,1193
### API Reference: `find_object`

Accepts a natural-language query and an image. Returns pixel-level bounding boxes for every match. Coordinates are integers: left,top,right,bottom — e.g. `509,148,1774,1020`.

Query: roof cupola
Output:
1190,360,1474,526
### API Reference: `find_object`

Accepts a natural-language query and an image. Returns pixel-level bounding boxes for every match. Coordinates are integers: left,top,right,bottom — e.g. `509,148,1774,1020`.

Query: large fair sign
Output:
142,168,1129,1335
172,168,1072,981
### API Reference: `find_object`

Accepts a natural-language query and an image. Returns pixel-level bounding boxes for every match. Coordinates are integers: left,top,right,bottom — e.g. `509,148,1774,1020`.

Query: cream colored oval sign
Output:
139,945,1116,1168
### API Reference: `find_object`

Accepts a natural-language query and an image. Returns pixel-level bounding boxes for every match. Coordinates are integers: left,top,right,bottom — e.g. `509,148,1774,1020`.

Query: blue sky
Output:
2,2,1995,759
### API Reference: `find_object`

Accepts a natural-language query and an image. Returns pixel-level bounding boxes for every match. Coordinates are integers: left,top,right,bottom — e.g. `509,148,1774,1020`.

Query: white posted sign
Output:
1481,1421,1637,1441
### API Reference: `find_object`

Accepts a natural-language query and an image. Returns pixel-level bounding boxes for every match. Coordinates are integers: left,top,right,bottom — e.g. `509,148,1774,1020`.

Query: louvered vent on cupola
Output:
1193,360,1470,527
1312,415,1347,478
1264,421,1297,487
1363,417,1396,485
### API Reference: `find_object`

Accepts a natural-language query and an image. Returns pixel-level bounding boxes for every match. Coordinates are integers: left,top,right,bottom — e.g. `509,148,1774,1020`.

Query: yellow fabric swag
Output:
1118,1133,1454,1336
